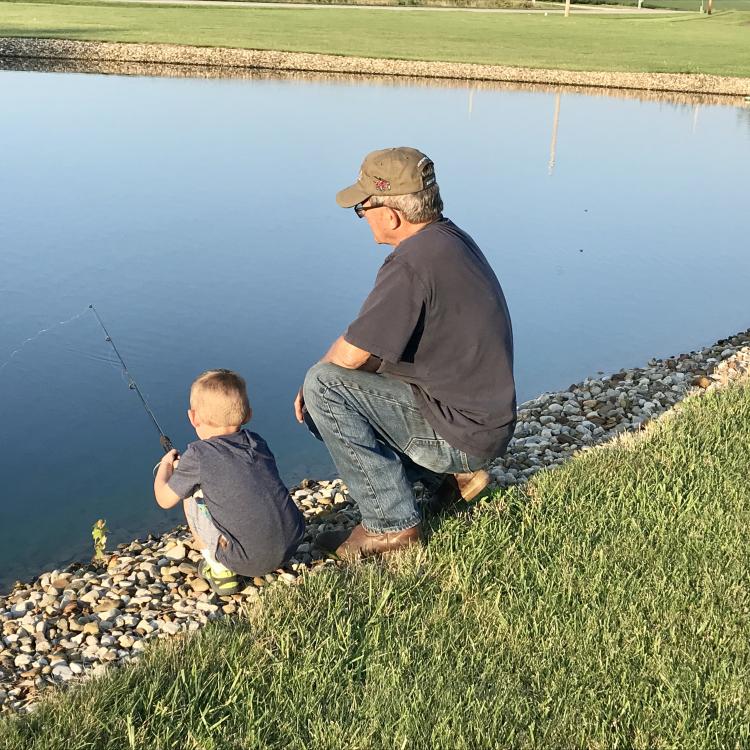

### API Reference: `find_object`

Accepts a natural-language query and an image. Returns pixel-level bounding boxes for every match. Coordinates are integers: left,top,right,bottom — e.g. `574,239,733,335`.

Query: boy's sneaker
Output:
197,559,240,596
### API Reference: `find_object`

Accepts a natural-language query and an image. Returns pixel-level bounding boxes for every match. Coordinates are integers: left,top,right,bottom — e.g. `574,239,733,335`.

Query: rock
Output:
164,544,186,562
83,622,100,636
138,562,159,578
50,576,71,590
158,620,180,635
189,578,210,593
135,619,156,635
14,654,33,669
79,590,101,605
52,664,73,681
9,602,32,619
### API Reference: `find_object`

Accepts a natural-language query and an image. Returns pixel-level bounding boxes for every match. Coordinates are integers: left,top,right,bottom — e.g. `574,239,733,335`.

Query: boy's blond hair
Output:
190,369,251,427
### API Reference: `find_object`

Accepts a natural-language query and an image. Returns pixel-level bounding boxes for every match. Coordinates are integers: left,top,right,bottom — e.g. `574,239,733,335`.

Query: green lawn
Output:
2,380,749,748
551,0,750,9
1,1,750,76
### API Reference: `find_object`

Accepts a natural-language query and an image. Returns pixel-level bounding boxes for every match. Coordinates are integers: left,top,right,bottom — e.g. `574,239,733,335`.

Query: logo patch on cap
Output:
374,178,391,192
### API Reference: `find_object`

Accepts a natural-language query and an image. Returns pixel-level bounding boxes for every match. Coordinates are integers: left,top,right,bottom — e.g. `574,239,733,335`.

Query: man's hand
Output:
294,386,305,424
296,336,379,424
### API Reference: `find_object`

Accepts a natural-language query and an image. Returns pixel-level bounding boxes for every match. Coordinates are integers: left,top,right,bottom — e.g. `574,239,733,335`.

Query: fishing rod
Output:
89,305,175,454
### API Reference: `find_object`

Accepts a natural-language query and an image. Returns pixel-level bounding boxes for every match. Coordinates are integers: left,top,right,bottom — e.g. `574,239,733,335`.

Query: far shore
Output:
2,37,750,96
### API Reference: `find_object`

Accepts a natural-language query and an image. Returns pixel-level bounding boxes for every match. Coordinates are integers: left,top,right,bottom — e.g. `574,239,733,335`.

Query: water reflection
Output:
548,92,561,176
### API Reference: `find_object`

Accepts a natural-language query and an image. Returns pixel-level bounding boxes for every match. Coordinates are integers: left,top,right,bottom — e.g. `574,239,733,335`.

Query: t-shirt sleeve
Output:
167,443,201,499
344,258,426,363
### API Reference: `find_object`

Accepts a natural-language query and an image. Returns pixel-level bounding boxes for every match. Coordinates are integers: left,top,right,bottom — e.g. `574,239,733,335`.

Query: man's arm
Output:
294,336,380,423
321,335,379,370
153,450,182,509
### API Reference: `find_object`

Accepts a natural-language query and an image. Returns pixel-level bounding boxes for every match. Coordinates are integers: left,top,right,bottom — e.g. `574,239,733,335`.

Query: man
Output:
295,147,515,558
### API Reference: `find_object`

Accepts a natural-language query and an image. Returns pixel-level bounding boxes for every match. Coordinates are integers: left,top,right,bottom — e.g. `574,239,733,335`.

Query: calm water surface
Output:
1,70,748,590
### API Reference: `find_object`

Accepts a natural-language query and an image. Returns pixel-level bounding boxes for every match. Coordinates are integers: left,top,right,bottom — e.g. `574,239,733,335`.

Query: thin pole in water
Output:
89,305,174,453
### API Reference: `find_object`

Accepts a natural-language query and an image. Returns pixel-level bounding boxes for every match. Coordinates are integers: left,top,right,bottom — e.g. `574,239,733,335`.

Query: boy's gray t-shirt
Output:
167,430,304,577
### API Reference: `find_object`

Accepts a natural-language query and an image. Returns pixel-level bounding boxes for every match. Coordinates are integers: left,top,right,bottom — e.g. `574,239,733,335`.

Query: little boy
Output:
154,369,305,595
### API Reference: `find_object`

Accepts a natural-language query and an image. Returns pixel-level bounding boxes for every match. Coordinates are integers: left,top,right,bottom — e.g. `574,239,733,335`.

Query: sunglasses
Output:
353,202,380,219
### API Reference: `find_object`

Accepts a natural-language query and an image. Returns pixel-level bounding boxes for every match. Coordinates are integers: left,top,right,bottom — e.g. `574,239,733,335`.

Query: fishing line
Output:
89,305,175,454
0,307,92,374
2,305,175,454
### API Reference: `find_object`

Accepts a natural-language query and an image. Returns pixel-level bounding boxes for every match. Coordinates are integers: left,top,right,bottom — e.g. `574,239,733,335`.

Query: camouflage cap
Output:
336,147,437,208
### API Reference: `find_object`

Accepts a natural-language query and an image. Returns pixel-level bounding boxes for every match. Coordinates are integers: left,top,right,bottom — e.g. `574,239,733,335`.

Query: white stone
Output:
52,664,73,681
158,620,180,635
136,619,156,635
164,544,187,561
13,654,32,668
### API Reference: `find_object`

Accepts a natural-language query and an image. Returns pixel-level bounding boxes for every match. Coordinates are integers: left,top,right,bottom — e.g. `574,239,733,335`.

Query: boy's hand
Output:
157,449,179,480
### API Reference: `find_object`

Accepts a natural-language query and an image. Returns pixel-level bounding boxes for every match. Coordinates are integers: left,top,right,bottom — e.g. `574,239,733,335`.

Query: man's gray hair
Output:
368,183,443,224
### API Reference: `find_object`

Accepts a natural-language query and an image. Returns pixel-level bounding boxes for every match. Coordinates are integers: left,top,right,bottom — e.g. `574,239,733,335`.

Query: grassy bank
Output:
1,1,750,76
2,379,748,748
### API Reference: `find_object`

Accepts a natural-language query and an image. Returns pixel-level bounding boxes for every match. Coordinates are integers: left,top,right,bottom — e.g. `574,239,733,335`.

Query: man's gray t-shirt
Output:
168,430,304,576
344,218,516,460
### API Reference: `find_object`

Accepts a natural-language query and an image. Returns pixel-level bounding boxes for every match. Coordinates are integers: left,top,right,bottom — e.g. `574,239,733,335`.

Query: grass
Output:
1,1,750,77
2,379,749,748
553,0,750,9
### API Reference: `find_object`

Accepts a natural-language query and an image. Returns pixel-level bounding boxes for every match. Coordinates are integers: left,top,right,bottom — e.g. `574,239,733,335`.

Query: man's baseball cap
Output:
336,147,437,208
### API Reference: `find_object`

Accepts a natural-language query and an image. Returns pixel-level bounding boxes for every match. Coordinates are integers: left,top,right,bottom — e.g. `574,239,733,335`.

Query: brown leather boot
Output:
425,469,491,513
454,469,491,501
316,523,422,559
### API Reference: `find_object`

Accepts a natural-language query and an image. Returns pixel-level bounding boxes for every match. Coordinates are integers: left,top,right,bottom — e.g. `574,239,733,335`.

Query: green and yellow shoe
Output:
198,559,240,596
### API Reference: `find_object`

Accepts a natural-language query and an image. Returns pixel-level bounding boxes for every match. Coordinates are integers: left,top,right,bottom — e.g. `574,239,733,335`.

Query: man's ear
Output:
387,206,401,229
187,409,199,428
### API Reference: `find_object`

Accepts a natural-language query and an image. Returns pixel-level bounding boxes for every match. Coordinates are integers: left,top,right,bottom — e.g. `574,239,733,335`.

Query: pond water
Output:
1,69,748,591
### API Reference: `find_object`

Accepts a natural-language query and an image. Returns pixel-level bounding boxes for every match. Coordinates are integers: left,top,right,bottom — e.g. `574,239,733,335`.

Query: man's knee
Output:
302,362,345,412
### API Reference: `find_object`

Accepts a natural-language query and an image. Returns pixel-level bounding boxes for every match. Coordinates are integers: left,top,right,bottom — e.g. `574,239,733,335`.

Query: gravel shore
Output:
1,37,750,96
1,327,748,714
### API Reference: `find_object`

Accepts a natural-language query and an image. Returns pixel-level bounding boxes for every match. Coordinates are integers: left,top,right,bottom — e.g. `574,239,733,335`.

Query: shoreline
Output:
2,37,750,96
1,326,749,714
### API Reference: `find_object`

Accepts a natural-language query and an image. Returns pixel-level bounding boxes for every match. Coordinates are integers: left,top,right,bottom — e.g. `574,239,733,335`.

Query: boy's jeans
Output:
302,362,491,534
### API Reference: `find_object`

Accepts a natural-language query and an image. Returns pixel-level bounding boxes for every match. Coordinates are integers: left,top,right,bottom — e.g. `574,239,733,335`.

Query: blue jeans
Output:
302,362,491,534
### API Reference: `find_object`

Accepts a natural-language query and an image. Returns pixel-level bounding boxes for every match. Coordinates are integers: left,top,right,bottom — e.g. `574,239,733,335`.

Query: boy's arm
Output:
154,450,182,509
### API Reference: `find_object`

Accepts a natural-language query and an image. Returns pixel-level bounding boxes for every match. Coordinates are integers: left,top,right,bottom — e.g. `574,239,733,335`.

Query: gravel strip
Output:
489,329,750,489
1,37,749,96
1,54,746,107
2,327,749,714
